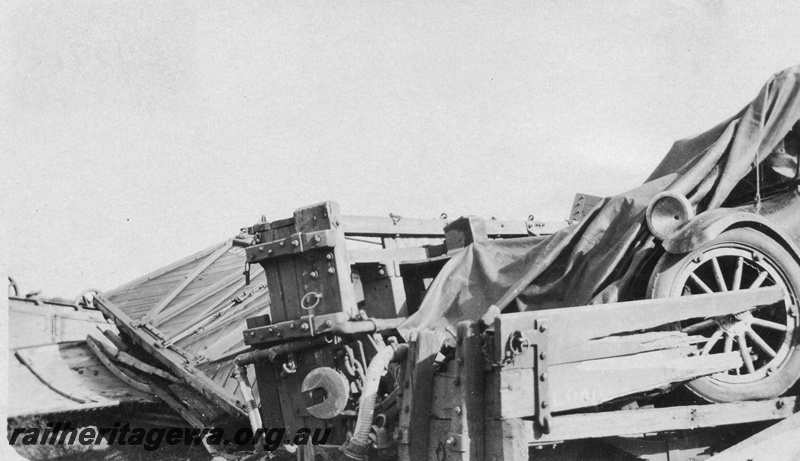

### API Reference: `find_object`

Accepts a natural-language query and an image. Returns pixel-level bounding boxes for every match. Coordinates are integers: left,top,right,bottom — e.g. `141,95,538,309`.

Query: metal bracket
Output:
242,312,348,346
529,326,551,434
393,427,409,445
245,229,337,263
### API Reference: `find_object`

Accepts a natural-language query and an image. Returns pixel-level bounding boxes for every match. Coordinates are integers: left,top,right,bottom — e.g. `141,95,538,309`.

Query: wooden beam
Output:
397,330,442,461
93,295,246,419
143,241,233,323
151,269,245,326
102,240,229,299
706,408,800,461
527,397,797,444
348,246,446,264
497,349,742,416
342,216,539,238
552,331,704,365
85,336,154,395
502,287,785,351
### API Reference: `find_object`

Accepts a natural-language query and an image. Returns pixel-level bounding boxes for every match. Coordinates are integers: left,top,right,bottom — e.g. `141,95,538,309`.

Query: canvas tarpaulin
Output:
398,65,800,340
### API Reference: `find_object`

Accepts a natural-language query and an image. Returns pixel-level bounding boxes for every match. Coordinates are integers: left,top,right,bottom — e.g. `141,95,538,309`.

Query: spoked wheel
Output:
648,227,800,402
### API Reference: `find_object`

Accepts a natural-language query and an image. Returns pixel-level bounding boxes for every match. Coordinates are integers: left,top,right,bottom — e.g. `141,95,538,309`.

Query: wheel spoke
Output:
711,257,727,292
737,332,756,373
681,318,717,334
724,333,733,353
689,273,714,294
746,327,777,358
701,328,724,355
748,271,769,289
750,317,788,332
732,256,744,291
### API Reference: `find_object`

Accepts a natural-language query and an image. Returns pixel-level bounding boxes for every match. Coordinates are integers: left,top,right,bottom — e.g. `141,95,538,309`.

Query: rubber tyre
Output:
648,227,800,402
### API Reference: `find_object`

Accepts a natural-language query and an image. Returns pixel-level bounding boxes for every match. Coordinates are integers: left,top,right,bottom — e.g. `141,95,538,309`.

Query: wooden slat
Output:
343,216,537,237
497,349,743,416
102,240,226,298
151,269,244,326
528,397,797,444
144,241,233,323
503,287,785,351
552,331,704,365
93,295,247,419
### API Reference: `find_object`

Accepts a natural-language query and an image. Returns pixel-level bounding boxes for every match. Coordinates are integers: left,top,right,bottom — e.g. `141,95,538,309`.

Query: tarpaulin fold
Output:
399,65,800,340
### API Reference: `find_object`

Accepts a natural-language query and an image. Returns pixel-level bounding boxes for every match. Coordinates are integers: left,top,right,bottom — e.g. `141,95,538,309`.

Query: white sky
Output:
3,1,800,298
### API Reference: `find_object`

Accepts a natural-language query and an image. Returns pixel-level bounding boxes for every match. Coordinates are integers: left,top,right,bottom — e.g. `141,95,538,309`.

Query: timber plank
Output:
502,287,784,352
529,397,797,444
497,349,742,416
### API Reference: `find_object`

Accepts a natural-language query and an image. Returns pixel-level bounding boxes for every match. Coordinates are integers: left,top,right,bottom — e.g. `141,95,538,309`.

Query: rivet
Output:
326,253,333,260
268,249,273,254
260,246,264,252
453,406,462,415
300,323,309,331
310,271,319,279
279,241,285,247
446,437,456,446
327,267,335,274
324,320,333,327
314,235,322,244
540,373,547,382
539,324,547,333
539,352,547,360
291,240,300,247
541,401,548,409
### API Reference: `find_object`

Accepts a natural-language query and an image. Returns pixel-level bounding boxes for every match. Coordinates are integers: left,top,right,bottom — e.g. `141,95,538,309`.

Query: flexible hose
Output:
341,343,408,460
232,365,262,437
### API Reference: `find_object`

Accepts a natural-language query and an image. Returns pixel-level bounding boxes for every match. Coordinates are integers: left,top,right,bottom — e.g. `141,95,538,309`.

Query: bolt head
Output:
453,406,462,415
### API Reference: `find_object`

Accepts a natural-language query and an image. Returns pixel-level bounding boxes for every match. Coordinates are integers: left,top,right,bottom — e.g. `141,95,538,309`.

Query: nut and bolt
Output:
300,323,309,331
291,239,300,247
453,406,462,415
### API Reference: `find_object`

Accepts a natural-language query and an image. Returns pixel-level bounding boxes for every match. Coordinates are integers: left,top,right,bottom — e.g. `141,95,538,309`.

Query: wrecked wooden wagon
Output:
14,66,800,460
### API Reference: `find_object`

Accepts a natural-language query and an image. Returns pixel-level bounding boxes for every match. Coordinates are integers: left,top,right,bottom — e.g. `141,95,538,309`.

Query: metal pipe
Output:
329,318,406,335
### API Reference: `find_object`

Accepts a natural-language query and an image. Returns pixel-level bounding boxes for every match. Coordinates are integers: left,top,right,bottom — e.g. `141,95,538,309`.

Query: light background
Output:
3,1,800,298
